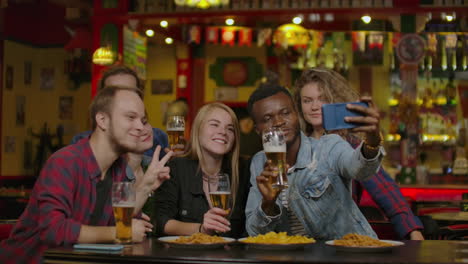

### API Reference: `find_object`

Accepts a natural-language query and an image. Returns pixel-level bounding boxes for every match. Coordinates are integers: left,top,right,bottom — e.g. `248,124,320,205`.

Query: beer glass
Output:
262,127,288,189
208,173,232,216
166,115,185,152
112,182,135,244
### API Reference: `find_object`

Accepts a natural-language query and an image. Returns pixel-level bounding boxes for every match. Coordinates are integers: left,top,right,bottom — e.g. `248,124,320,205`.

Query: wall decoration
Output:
206,27,219,44
40,67,55,90
186,25,201,44
209,57,263,87
5,65,13,90
215,87,238,101
16,96,25,126
67,51,92,90
223,61,248,86
221,27,236,46
59,96,73,120
24,61,32,85
123,25,147,80
4,136,15,153
151,79,173,94
352,32,385,65
396,33,426,65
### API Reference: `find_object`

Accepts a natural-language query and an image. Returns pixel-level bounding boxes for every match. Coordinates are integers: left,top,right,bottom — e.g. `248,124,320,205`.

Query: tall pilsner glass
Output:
166,115,185,152
208,173,232,216
112,182,135,244
262,127,288,190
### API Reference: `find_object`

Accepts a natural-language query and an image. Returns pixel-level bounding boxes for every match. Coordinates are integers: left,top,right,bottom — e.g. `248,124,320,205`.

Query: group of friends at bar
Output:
0,65,423,263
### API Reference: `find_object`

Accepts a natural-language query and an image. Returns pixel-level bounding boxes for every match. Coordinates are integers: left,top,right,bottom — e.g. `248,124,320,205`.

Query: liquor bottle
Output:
445,76,457,105
456,35,464,71
408,167,417,184
397,167,407,184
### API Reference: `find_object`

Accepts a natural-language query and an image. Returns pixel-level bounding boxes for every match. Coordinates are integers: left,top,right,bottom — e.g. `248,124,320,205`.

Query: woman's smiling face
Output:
199,109,236,158
300,82,328,129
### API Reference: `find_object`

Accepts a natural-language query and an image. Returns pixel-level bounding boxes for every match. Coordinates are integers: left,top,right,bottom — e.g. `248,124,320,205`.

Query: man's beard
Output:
108,123,135,155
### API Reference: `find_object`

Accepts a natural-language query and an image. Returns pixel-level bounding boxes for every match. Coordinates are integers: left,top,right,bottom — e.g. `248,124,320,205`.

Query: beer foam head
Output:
167,127,184,131
263,143,286,153
114,202,135,207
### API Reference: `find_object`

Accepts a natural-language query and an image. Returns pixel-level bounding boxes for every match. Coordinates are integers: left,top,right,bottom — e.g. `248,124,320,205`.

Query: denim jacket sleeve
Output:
321,135,384,181
245,151,286,236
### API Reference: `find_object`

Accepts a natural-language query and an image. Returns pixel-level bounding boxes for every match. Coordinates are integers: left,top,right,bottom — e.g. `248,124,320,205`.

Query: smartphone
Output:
73,244,124,251
322,102,368,131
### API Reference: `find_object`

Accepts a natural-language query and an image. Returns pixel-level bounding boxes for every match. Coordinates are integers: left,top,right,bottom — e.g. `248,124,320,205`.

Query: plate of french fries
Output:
157,233,235,249
238,232,316,250
325,233,404,253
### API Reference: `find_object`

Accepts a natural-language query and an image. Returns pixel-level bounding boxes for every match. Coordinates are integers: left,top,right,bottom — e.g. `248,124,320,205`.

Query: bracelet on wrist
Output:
364,132,383,150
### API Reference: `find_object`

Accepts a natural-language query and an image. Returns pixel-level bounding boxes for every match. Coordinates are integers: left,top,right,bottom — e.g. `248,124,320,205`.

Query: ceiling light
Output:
160,20,168,28
92,46,114,65
324,13,334,22
145,29,155,37
292,16,302,25
165,37,173,44
361,15,372,24
446,15,454,22
225,18,235,26
174,0,229,9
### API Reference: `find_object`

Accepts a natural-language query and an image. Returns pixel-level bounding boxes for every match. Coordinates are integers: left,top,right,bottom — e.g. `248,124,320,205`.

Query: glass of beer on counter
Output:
208,173,232,216
112,182,135,244
262,127,288,189
166,115,185,153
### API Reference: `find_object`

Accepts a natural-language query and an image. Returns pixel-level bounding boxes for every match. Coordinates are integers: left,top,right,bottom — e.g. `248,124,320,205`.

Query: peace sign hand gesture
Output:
142,145,173,192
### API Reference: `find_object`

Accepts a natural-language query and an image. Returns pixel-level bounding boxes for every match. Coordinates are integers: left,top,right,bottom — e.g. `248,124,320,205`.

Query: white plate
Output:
157,236,235,249
325,240,404,253
237,237,316,250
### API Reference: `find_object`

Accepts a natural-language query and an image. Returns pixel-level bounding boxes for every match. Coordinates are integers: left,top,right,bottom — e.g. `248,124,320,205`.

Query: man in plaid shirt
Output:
0,86,172,263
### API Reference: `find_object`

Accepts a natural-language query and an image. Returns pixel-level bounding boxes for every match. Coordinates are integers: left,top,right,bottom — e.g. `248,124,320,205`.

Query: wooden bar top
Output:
44,239,468,264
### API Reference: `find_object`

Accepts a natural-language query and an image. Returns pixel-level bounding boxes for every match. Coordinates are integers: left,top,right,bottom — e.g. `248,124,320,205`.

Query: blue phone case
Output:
322,102,368,131
73,244,124,251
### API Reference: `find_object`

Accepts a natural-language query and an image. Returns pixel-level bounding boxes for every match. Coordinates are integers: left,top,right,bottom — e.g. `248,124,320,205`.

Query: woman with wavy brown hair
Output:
293,67,424,240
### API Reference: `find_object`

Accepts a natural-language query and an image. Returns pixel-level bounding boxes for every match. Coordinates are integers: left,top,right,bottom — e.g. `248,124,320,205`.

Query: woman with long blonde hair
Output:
153,102,250,238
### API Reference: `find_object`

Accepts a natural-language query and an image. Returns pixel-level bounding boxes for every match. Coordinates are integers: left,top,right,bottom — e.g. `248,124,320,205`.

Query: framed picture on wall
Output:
24,61,32,85
4,136,15,153
6,65,13,90
59,96,73,120
40,67,55,90
16,96,25,126
151,79,173,94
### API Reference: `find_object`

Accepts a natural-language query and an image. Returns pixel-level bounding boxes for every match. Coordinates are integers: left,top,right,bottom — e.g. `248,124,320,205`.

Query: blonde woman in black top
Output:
153,102,250,238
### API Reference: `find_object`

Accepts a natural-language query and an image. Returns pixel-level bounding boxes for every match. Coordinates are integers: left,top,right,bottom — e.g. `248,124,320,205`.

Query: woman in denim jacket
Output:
293,67,423,240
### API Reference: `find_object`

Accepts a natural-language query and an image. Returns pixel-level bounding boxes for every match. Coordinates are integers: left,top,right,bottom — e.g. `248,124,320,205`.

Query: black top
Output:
153,157,251,238
89,171,113,225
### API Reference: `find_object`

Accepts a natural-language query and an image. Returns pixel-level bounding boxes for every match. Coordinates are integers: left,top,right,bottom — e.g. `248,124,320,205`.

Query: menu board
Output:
123,26,147,80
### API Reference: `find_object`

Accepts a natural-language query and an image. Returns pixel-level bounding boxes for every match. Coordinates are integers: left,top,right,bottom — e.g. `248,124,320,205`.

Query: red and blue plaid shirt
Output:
0,137,127,264
348,135,423,238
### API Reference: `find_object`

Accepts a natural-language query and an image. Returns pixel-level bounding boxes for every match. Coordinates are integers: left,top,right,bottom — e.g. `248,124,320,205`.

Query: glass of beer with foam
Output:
208,173,232,216
262,127,288,189
166,115,185,153
112,182,135,244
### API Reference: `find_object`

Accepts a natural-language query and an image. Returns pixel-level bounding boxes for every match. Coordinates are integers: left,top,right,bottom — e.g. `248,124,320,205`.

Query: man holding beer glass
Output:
0,86,173,263
245,84,385,240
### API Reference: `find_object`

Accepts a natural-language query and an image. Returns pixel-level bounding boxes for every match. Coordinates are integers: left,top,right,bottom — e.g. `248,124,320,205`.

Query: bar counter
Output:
44,239,468,264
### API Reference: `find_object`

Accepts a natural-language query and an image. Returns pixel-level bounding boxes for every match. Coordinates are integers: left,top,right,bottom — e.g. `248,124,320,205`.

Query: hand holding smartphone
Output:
322,102,369,131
